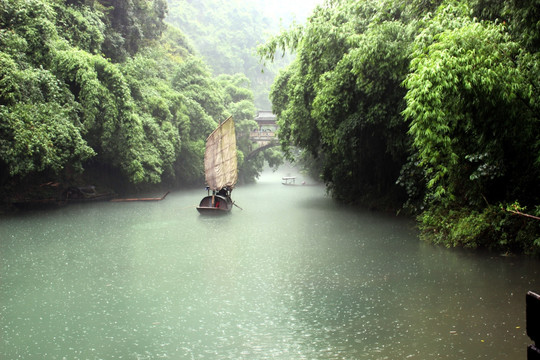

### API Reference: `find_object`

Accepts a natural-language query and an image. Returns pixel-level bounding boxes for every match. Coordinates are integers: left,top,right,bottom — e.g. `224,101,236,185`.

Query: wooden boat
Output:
197,191,233,214
282,177,296,185
197,116,238,214
281,177,317,186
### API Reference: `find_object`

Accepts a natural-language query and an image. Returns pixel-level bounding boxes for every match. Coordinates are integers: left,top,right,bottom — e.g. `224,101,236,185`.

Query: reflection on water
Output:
1,167,539,359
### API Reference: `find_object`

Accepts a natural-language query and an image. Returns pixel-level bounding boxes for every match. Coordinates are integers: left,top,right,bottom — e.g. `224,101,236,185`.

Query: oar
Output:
233,202,244,210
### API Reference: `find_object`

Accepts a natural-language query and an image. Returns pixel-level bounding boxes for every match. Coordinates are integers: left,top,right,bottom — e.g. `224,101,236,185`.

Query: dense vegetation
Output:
0,0,278,202
2,0,539,255
259,0,540,254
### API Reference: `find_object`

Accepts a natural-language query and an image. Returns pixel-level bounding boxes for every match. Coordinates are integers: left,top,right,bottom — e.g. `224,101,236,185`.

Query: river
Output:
1,167,539,359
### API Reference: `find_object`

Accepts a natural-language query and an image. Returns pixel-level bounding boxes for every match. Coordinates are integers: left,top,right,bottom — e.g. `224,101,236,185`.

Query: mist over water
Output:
1,166,539,359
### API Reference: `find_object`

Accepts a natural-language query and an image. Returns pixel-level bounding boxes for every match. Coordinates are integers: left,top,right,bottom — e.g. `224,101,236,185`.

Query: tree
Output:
401,2,540,252
0,0,268,201
0,1,95,182
258,0,540,253
99,0,168,61
403,2,540,208
0,55,94,179
260,0,415,203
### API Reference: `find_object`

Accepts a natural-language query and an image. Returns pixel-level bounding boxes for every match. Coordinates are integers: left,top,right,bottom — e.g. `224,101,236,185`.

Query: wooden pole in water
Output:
110,191,169,202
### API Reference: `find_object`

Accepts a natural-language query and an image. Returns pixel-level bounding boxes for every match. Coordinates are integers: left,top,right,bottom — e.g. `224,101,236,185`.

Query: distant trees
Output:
165,0,295,109
259,0,540,254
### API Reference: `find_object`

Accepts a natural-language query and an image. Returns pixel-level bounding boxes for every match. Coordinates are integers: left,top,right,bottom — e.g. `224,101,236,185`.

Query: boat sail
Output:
196,116,238,214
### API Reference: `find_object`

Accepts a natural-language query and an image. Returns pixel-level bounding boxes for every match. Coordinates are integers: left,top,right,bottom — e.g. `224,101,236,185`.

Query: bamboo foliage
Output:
259,0,540,253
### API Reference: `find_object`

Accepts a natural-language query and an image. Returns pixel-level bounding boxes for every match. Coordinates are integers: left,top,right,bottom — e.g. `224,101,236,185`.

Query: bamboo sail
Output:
204,116,238,191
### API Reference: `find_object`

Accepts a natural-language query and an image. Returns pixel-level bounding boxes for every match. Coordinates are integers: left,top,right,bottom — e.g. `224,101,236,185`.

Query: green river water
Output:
1,167,539,359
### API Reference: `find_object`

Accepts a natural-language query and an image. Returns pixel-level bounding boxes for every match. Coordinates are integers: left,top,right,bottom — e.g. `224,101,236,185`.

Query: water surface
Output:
1,168,539,359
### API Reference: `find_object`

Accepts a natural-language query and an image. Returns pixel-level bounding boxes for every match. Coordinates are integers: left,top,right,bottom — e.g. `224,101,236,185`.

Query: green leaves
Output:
264,0,413,202
0,0,57,65
53,3,105,54
0,0,261,190
259,0,540,252
404,3,539,207
0,103,94,177
0,47,94,178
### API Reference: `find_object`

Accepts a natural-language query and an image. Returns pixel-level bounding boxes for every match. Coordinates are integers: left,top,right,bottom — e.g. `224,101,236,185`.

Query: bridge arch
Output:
245,139,279,161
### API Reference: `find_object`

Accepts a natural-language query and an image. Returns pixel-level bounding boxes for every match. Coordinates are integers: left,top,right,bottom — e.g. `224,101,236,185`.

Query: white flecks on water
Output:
1,167,539,359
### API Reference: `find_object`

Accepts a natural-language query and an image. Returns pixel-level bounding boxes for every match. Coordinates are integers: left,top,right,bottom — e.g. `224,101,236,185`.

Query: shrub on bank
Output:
418,205,540,256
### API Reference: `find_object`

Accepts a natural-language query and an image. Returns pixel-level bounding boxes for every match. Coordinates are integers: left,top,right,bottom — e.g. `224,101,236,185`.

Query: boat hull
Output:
196,195,232,214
